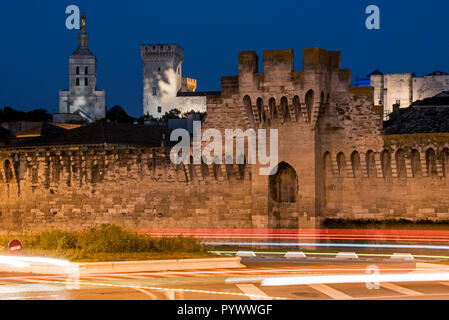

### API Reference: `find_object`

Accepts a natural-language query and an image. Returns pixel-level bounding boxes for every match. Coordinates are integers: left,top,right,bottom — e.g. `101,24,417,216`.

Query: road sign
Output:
8,239,23,254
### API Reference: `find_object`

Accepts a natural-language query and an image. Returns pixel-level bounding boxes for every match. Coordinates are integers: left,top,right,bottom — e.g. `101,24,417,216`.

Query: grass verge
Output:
0,224,215,262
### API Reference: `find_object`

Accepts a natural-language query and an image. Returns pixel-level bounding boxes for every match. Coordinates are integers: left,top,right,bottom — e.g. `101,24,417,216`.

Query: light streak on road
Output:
0,256,29,268
261,272,449,287
25,278,288,300
4,265,449,283
139,228,449,242
204,241,449,250
0,256,71,267
10,256,71,266
209,250,449,260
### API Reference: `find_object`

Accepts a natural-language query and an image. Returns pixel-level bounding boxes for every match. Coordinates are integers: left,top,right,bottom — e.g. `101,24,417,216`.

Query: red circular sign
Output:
8,239,23,254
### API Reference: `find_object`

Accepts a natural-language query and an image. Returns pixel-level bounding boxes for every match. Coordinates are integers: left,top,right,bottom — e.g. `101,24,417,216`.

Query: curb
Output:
0,257,244,275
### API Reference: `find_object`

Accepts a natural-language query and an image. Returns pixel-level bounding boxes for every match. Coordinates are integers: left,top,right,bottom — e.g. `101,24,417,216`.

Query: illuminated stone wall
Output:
0,147,252,233
321,133,449,221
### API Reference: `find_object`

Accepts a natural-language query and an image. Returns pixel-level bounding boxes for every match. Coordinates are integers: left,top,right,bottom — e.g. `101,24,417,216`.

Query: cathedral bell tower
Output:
59,13,106,123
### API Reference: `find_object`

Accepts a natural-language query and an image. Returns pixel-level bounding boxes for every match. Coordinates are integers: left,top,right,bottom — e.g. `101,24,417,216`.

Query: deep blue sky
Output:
1,0,448,117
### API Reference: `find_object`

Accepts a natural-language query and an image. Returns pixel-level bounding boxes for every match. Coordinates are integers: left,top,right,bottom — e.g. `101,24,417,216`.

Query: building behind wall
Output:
141,44,210,118
370,72,414,119
370,70,449,120
413,71,449,102
59,14,106,123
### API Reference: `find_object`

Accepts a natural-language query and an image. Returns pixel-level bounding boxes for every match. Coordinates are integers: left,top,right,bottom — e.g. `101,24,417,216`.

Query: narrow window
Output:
152,87,157,96
337,152,346,177
281,97,290,122
396,149,407,179
85,78,88,86
366,150,377,178
351,151,361,178
85,66,88,75
426,148,438,177
269,98,277,119
381,150,392,180
76,67,79,75
305,90,314,122
76,77,80,86
158,106,162,113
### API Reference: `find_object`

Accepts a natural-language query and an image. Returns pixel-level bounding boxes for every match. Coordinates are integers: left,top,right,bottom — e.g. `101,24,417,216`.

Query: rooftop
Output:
1,122,174,149
384,92,449,134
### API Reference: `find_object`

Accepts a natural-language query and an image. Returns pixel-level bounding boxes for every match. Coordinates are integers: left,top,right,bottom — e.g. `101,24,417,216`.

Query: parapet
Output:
141,44,184,59
181,77,197,92
303,48,341,70
239,51,259,74
263,49,294,73
221,76,239,98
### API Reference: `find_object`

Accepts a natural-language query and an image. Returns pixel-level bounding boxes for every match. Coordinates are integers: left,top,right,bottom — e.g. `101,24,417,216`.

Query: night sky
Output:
1,0,448,117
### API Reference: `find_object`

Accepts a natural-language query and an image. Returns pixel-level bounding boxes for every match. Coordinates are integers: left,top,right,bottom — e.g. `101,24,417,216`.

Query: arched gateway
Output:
268,162,298,228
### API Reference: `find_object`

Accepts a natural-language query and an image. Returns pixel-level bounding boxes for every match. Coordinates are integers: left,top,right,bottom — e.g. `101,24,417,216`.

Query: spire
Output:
76,12,90,52
80,12,87,33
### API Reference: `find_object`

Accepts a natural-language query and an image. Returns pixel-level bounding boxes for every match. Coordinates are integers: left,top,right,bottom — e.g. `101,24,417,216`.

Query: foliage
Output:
105,105,136,123
0,106,52,122
0,224,206,255
160,108,182,121
183,110,207,121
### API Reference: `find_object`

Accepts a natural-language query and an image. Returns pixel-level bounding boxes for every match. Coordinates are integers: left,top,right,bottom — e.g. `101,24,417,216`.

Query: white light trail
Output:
261,272,449,286
0,257,30,268
0,256,71,267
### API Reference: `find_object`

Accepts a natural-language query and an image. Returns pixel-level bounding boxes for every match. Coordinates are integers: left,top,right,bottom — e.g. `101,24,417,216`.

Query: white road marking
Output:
165,289,176,300
24,278,287,300
308,284,352,299
236,284,272,300
134,287,158,300
1,294,60,300
381,283,423,296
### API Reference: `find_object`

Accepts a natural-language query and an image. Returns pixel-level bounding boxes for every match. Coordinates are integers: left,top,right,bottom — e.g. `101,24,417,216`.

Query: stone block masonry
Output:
0,146,252,233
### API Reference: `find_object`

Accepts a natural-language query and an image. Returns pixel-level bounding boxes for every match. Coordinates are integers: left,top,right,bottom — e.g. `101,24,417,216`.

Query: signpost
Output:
8,239,23,255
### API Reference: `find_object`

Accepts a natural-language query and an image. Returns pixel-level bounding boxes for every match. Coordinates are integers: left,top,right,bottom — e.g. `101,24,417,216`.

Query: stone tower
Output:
59,13,106,123
141,44,184,118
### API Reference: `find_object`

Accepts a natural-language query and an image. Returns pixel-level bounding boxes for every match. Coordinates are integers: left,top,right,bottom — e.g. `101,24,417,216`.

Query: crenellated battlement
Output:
0,145,252,232
141,44,184,59
0,145,250,190
237,48,342,79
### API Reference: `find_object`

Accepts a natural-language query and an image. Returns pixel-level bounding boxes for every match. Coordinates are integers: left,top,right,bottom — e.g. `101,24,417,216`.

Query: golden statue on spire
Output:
80,12,86,32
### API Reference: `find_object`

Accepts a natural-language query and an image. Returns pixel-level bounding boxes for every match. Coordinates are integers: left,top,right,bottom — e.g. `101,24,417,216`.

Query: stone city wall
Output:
0,145,252,233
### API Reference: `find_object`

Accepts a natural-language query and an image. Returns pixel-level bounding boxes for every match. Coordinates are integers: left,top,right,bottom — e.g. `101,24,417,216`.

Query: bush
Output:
0,224,206,255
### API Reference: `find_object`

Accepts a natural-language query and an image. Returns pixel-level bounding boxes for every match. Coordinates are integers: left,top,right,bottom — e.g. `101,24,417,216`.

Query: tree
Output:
0,106,52,122
105,105,136,123
160,109,182,122
182,110,207,121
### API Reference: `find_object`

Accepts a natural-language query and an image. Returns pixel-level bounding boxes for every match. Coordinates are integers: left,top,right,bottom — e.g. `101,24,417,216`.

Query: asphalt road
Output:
1,259,449,300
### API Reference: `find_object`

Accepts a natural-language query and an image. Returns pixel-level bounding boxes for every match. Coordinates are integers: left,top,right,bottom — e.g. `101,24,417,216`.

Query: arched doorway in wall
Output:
268,162,298,228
